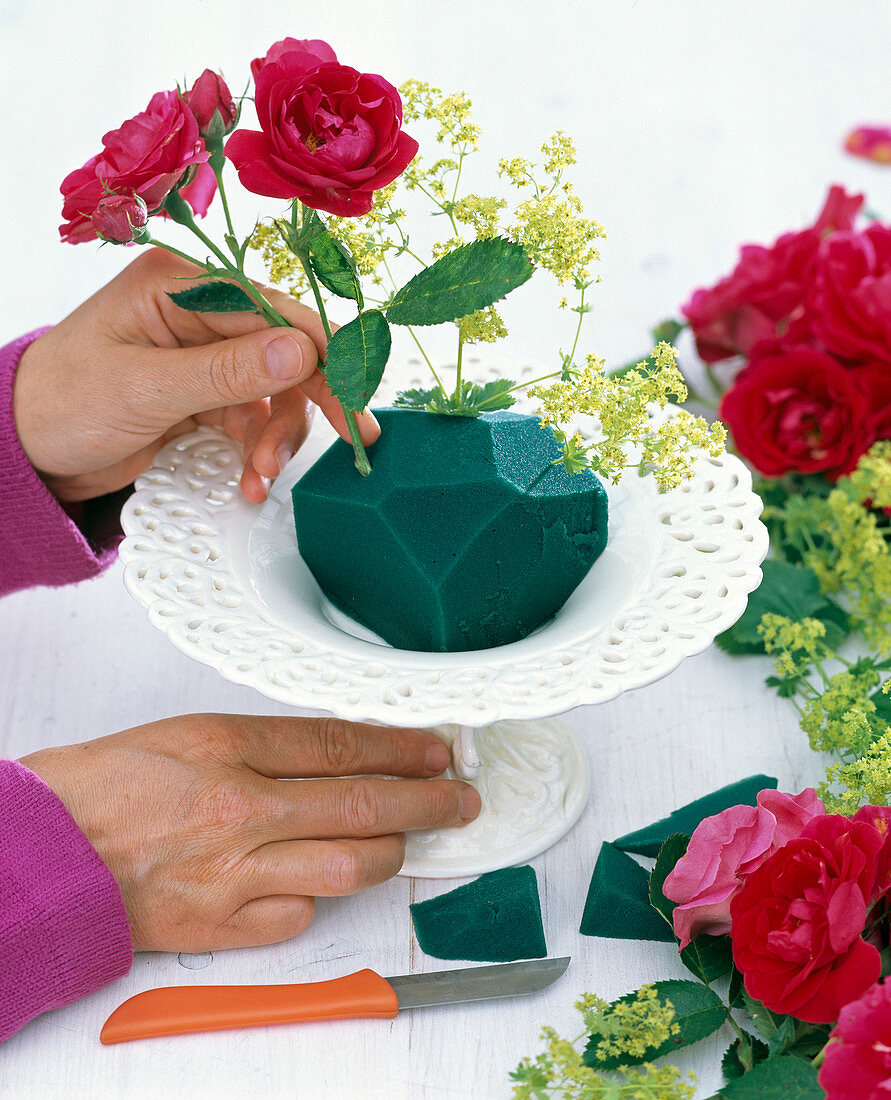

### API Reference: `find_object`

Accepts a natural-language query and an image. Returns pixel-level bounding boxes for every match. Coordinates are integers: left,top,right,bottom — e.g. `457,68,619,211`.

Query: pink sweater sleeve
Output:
0,760,133,1041
1,330,133,1040
0,329,121,596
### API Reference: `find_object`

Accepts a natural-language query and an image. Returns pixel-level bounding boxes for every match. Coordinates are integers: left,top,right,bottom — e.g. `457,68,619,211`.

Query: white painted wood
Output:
1,2,884,1095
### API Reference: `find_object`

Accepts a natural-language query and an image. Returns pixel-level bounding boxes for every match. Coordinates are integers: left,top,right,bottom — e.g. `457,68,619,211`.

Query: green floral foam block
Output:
292,408,608,651
409,866,547,962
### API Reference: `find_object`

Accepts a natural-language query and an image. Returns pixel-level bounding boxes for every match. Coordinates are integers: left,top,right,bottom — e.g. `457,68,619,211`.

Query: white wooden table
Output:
1,2,886,1095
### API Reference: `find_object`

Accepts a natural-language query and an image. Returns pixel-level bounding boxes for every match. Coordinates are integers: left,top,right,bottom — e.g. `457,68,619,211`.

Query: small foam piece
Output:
409,866,547,962
579,842,675,942
611,775,779,857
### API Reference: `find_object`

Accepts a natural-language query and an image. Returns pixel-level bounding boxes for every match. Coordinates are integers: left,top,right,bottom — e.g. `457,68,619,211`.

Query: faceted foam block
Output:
292,408,609,652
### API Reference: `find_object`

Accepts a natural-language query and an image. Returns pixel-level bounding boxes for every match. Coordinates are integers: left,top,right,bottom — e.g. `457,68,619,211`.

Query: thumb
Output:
135,327,320,420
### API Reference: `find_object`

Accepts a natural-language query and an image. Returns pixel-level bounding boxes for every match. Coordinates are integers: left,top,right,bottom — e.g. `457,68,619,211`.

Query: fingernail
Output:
266,335,303,380
425,741,451,773
460,786,482,821
275,443,294,473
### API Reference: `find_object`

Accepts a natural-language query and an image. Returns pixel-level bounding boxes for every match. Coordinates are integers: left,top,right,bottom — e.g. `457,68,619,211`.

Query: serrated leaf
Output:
716,559,850,655
740,989,786,1043
386,237,533,326
717,1055,822,1099
583,979,726,1069
393,387,441,410
766,1015,797,1057
728,967,745,1008
722,1035,770,1081
680,932,734,985
648,833,689,932
393,379,518,418
872,683,891,721
471,378,517,412
168,281,259,313
308,228,364,306
322,310,391,411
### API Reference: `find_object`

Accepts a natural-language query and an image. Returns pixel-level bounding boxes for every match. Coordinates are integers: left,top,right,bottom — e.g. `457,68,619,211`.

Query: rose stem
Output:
295,206,372,477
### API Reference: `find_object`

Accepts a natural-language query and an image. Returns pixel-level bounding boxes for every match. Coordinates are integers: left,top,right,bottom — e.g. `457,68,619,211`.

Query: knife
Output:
100,956,570,1045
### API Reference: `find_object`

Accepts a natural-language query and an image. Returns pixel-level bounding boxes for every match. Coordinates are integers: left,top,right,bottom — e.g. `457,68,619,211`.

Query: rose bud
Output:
187,69,237,141
91,193,150,244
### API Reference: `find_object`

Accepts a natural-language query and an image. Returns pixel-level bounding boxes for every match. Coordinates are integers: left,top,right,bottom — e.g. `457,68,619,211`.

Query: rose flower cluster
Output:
59,37,417,245
682,185,891,480
663,788,891,1096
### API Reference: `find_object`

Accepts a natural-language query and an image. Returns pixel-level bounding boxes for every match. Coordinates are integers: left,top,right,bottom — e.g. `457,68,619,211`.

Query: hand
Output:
21,715,479,953
12,248,379,504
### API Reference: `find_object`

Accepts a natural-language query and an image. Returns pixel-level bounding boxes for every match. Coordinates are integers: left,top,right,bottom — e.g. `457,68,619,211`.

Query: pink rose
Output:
730,815,883,1023
225,37,418,216
663,788,824,949
60,90,211,244
818,981,891,1099
186,69,237,137
91,193,149,244
718,344,875,479
845,126,891,165
681,186,864,364
813,224,891,364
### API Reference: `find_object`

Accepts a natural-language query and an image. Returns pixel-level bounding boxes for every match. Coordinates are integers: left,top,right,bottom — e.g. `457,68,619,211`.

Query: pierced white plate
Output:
119,388,766,725
119,355,767,874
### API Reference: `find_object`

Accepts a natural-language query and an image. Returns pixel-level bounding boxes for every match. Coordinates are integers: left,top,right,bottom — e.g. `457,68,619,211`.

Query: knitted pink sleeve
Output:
1,329,132,1039
0,760,132,1041
0,329,121,596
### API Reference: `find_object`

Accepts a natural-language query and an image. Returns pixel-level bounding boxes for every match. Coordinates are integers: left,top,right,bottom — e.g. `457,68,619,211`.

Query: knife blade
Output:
100,956,570,1045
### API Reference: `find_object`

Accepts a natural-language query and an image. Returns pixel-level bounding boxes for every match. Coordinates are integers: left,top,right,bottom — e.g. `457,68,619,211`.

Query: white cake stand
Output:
119,356,768,876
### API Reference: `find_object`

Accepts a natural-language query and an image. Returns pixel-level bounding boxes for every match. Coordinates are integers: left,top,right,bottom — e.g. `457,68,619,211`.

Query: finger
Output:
214,894,316,950
266,776,481,841
247,835,406,898
230,717,454,780
248,386,315,480
127,326,320,425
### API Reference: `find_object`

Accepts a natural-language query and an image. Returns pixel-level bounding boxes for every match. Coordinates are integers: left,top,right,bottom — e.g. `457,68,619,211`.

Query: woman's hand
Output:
12,248,378,504
21,715,479,953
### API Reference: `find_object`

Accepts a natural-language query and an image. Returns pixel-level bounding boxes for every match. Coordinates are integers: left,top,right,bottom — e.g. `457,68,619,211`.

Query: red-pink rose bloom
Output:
681,185,864,364
718,344,874,479
819,981,891,1099
730,815,884,1023
814,981,888,1100
60,90,211,244
91,193,149,243
663,788,824,950
225,37,419,217
187,69,237,136
812,224,891,364
845,126,891,165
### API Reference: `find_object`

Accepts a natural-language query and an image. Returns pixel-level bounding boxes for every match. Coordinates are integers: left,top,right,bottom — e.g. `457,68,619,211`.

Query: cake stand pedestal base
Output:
400,717,590,878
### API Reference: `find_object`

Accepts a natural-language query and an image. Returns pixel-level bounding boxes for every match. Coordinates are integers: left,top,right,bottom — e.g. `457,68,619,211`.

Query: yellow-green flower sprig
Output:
510,986,695,1099
531,343,726,488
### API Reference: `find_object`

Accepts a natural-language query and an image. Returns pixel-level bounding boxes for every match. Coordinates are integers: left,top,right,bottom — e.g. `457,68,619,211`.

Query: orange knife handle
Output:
100,970,399,1044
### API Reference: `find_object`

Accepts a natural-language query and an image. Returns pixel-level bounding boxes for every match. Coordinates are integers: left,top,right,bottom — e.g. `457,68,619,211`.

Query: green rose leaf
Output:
680,932,734,985
721,1035,770,1081
716,559,850,655
717,1055,823,1099
648,832,689,931
308,229,364,307
323,310,391,411
168,281,259,313
583,979,726,1069
386,237,534,326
